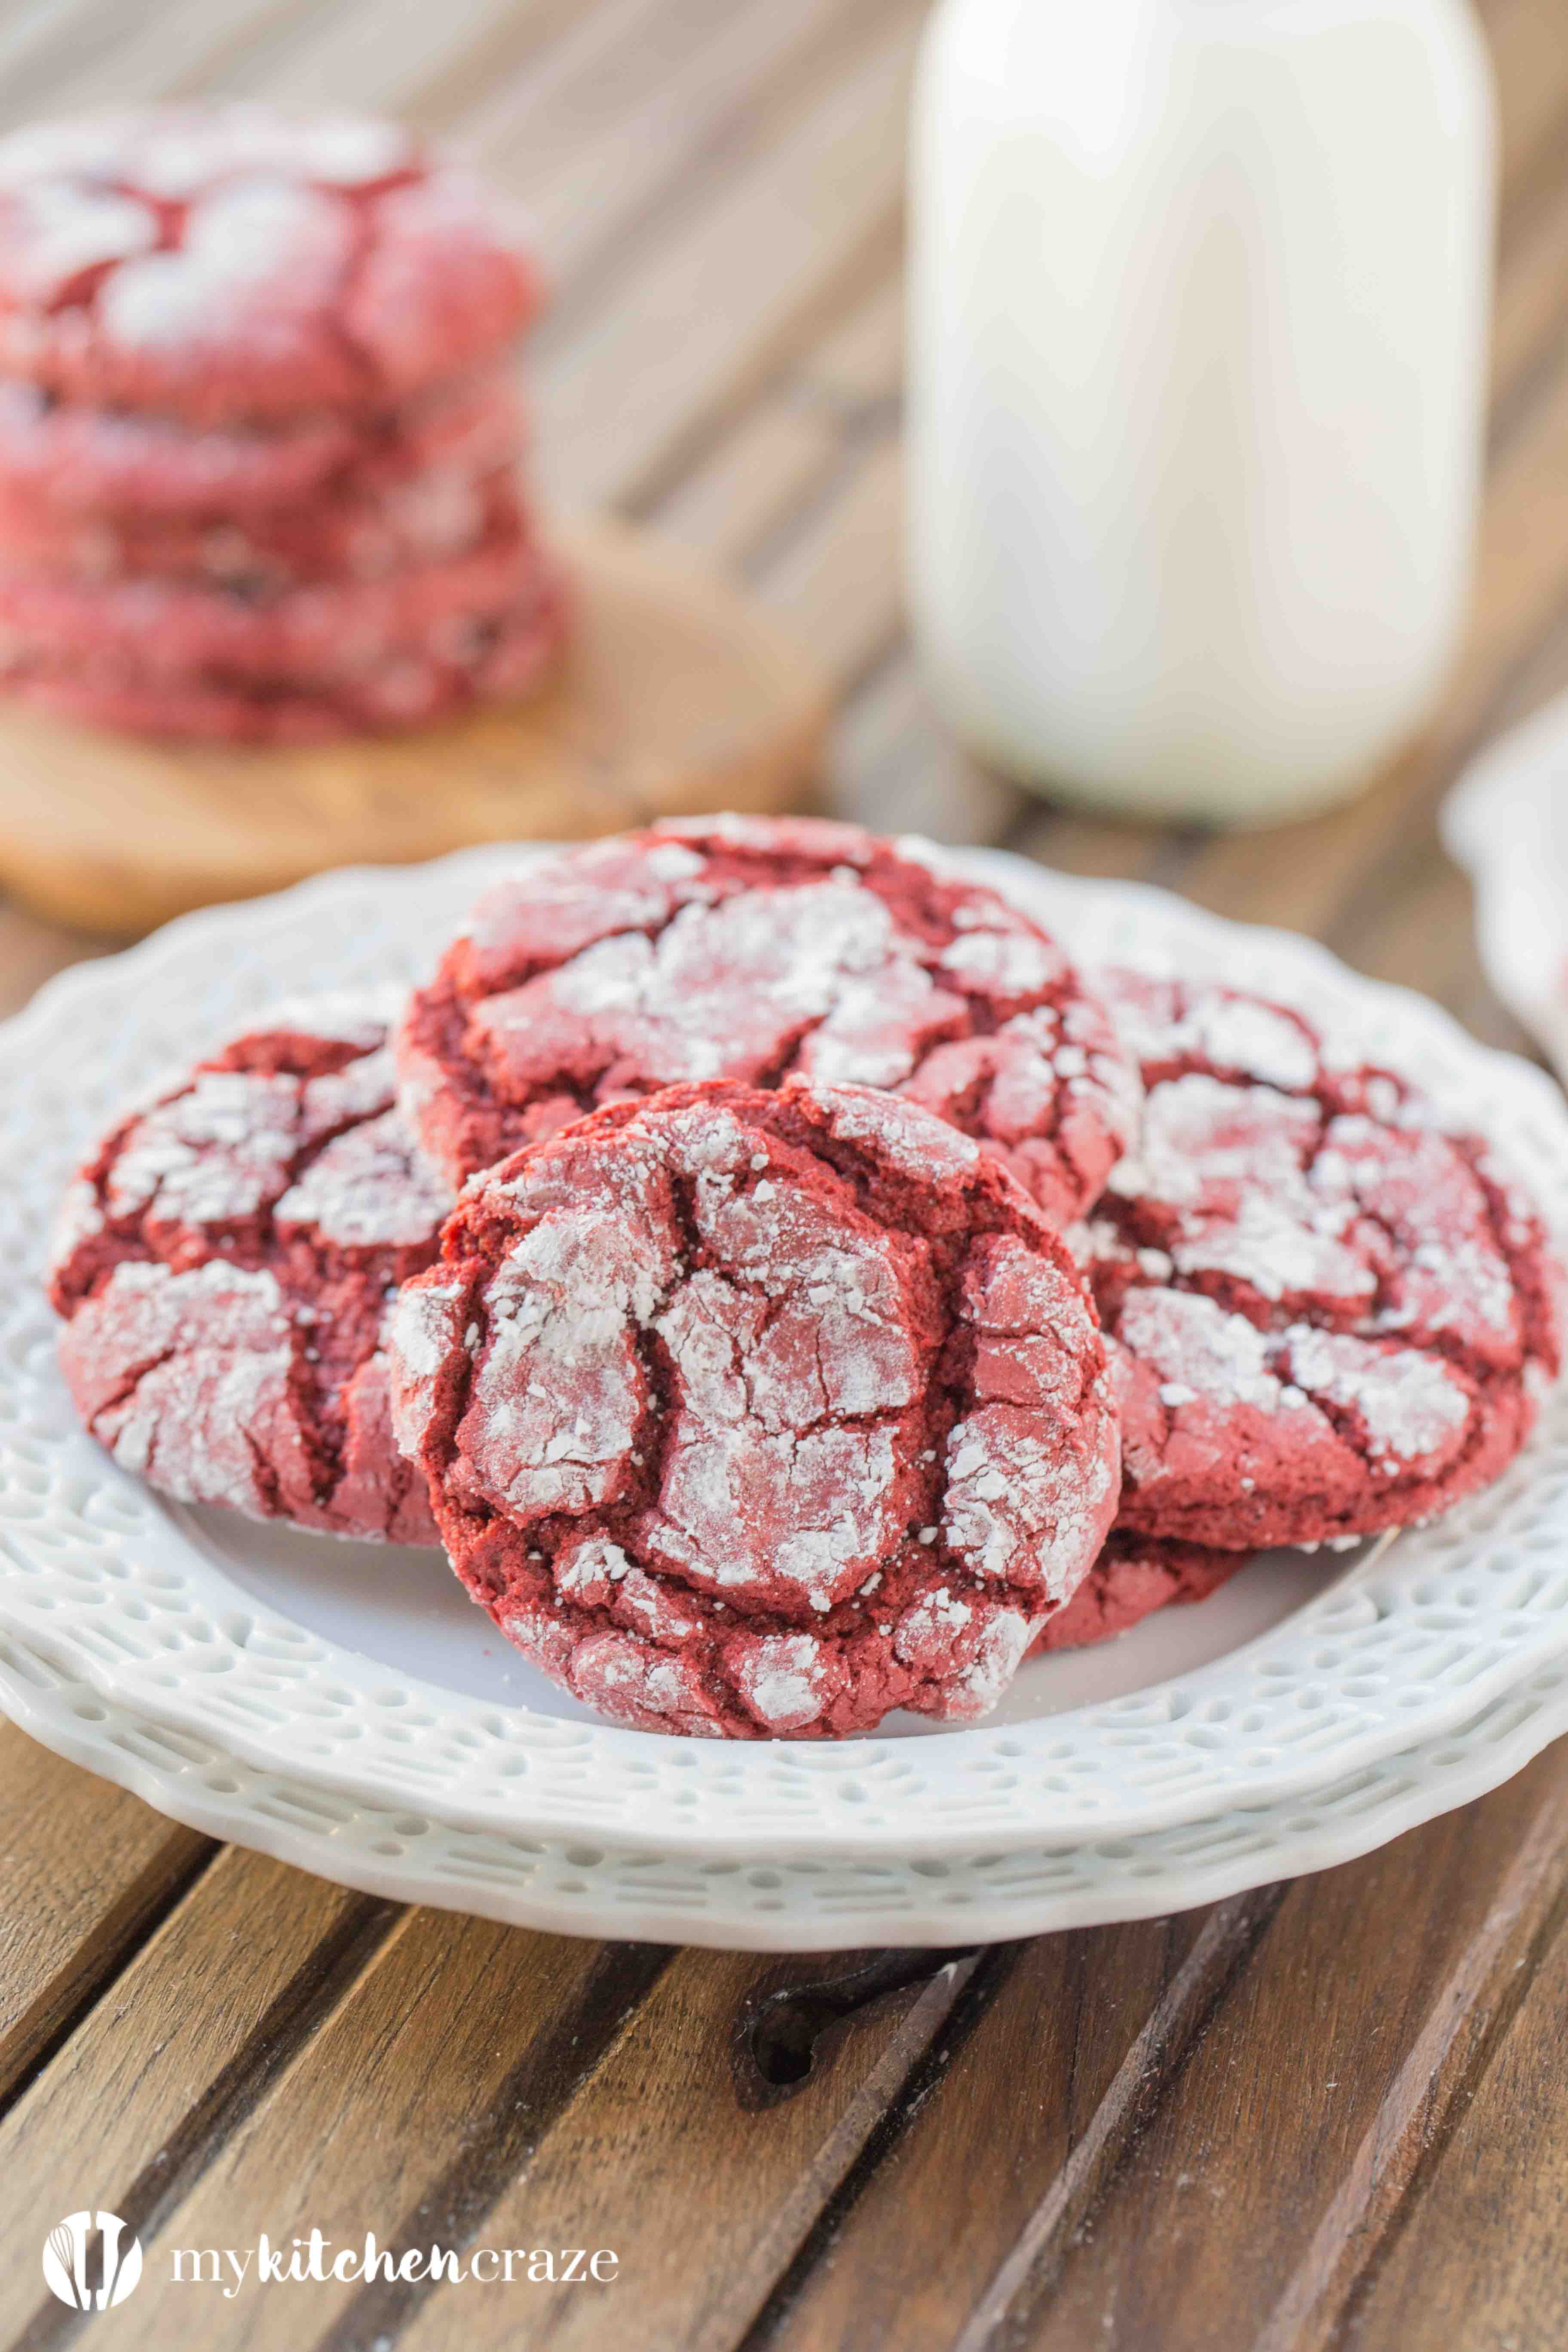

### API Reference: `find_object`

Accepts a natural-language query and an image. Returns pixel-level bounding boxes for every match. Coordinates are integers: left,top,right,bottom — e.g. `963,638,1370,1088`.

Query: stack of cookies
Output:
48,817,1568,1739
0,106,564,742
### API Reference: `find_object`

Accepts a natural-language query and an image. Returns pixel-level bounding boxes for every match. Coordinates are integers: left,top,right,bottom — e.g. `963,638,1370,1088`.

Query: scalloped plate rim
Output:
1,1619,1565,1949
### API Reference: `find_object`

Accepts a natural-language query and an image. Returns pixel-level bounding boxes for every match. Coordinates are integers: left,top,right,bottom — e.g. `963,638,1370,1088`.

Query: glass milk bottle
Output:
906,0,1497,826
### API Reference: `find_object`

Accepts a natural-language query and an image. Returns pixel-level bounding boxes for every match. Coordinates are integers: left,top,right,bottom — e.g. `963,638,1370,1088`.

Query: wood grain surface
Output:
3,3,1568,2349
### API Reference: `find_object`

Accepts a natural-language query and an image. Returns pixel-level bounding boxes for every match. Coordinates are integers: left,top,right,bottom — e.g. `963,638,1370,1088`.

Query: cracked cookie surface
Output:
389,1078,1121,1738
1079,971,1565,1550
397,815,1142,1220
49,992,450,1540
0,108,542,423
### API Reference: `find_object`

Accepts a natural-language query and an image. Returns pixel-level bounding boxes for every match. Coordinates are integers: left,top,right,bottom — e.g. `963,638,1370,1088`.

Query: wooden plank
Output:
0,1725,210,2110
215,0,543,116
1332,1873,1568,2352
1141,753,1435,941
1491,163,1568,442
12,0,358,112
0,1848,389,2343
752,438,904,693
392,1947,978,2352
991,1747,1568,2352
657,404,846,576
750,1902,1265,2352
95,1915,663,2349
1334,848,1534,1053
652,249,903,573
0,0,178,125
1008,803,1178,886
1312,599,1568,1051
466,0,912,291
1488,0,1568,228
801,270,906,413
530,6,919,515
832,652,1025,847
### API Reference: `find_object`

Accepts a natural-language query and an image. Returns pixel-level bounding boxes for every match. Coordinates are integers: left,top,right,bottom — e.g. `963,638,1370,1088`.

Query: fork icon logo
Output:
42,2211,143,2310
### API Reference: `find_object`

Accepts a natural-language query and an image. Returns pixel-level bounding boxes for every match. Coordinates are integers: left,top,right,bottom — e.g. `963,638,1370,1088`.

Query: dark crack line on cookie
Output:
58,1044,439,1524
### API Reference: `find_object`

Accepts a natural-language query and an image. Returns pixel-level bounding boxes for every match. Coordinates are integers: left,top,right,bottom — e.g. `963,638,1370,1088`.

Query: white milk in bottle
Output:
906,0,1497,824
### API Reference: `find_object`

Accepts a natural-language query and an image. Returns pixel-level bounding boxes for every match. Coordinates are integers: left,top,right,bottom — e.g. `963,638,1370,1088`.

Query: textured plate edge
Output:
1,1627,1565,1951
10,1537,1568,1865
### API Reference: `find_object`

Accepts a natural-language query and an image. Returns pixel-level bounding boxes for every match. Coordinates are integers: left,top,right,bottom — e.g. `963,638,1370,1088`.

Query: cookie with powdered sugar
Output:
0,521,557,686
0,431,528,593
388,1078,1121,1739
49,991,450,1542
396,815,1142,1222
1078,970,1565,1552
0,107,542,423
0,364,522,523
0,550,566,743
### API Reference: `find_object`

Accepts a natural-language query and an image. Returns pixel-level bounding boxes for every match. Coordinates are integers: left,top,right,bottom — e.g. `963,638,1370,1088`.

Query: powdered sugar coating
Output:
0,107,542,423
0,447,527,594
0,544,567,743
50,992,450,1541
390,1077,1121,1738
0,522,558,688
397,817,1141,1223
4,569,571,743
0,365,523,522
1082,970,1565,1548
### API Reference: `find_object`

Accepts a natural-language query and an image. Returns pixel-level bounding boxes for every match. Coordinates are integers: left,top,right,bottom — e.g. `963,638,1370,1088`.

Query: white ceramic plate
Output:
3,1611,1565,1951
3,847,1568,1871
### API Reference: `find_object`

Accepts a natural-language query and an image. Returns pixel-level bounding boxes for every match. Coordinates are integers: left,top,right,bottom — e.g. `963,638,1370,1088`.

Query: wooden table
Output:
4,3,1568,2346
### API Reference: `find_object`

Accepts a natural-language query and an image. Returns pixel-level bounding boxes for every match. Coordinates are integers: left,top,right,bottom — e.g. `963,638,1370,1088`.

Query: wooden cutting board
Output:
0,516,832,937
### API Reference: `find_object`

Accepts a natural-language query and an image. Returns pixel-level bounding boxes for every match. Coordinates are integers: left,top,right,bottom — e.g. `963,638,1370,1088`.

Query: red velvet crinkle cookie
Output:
396,817,1142,1219
48,992,450,1541
1028,1531,1250,1654
0,367,522,520
389,1078,1121,1739
0,457,526,592
1079,971,1565,1551
7,570,565,744
0,518,555,685
8,568,567,742
0,109,542,423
